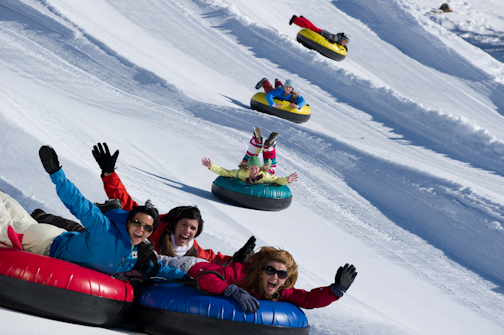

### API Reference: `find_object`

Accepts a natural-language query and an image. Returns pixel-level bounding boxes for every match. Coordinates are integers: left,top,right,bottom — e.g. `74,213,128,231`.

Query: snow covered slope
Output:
1,0,504,334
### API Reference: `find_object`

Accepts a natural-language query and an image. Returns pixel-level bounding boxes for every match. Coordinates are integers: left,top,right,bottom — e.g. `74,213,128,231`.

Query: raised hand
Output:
287,172,299,184
231,236,256,263
92,142,119,176
39,145,61,174
330,263,357,298
334,263,357,290
202,157,212,168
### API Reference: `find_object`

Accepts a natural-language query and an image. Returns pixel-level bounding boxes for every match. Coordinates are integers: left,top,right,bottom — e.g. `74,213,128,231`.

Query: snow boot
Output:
255,78,267,90
31,208,46,220
289,15,297,25
264,132,278,148
253,127,262,143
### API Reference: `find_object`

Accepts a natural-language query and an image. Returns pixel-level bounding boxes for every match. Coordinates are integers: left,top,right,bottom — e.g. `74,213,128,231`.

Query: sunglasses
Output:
130,218,154,233
264,265,288,279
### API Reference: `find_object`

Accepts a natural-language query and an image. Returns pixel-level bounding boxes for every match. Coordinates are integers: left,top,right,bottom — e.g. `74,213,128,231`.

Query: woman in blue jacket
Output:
255,78,306,110
0,145,186,281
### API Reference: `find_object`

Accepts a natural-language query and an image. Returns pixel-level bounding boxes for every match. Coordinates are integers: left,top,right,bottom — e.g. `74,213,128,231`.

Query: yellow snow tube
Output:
250,92,311,124
296,29,346,61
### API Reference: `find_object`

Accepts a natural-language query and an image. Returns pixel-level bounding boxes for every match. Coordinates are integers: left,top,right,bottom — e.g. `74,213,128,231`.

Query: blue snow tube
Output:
136,282,310,335
211,176,292,211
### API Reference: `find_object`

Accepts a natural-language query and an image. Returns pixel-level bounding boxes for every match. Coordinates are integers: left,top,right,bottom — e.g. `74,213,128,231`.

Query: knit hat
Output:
283,79,295,90
246,156,262,168
338,33,351,43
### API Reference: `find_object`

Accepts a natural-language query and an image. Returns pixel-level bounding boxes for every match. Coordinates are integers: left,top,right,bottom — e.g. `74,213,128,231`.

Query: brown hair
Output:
127,200,160,276
158,206,203,256
281,88,299,103
289,91,299,103
244,246,298,300
158,233,176,256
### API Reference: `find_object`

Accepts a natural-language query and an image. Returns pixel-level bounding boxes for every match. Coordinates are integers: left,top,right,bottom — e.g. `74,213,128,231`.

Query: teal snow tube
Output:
211,176,292,211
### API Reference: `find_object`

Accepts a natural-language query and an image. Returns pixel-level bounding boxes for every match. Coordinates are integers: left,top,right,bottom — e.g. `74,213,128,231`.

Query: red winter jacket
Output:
188,262,339,309
101,172,231,266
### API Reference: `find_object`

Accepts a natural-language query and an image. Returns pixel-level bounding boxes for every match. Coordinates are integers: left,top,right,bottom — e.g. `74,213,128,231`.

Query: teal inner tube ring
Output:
211,176,292,211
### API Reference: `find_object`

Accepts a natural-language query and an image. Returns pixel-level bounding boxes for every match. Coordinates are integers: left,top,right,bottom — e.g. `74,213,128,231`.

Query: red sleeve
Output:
147,214,169,252
280,286,339,309
194,240,232,266
187,262,249,295
101,172,138,211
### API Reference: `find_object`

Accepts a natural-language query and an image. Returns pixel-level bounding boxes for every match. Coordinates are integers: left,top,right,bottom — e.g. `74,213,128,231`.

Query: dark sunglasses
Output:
130,218,154,233
264,265,288,279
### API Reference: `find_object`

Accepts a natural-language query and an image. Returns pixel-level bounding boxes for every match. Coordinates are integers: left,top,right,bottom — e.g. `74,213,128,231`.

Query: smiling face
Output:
248,165,260,178
127,212,154,245
173,218,199,247
283,85,293,94
262,261,288,296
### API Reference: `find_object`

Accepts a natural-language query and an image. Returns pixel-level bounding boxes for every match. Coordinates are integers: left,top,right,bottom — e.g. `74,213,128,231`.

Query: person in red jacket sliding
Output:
187,245,357,313
91,142,254,265
290,15,351,51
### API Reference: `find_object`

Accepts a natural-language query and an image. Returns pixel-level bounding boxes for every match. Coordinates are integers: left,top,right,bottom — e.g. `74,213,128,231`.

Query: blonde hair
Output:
244,246,298,300
241,162,269,174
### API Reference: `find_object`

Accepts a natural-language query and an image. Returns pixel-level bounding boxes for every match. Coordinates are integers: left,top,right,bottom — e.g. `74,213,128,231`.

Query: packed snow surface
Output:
1,0,504,334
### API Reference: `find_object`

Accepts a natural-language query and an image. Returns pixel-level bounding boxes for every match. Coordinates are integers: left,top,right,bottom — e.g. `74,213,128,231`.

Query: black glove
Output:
331,263,357,297
92,142,119,176
39,145,61,174
231,236,256,263
181,273,194,285
223,284,260,313
94,199,122,213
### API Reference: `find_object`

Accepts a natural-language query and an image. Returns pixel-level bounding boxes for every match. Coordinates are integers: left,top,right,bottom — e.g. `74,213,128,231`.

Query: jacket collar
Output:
104,209,134,247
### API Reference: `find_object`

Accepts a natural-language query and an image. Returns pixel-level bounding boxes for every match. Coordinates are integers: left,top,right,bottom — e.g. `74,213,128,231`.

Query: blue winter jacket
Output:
265,86,306,108
48,169,185,280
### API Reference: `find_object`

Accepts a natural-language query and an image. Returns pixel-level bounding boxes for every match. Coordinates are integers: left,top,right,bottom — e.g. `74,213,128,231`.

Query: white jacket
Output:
0,188,66,254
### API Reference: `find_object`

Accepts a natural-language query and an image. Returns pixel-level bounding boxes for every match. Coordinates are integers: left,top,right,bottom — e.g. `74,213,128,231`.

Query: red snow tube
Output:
0,243,134,326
